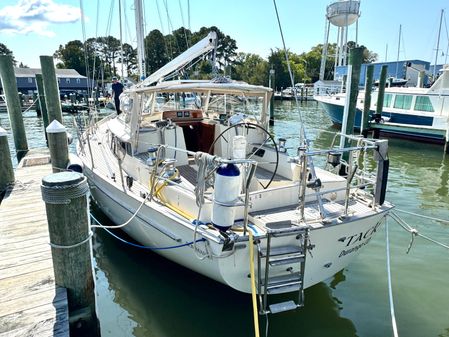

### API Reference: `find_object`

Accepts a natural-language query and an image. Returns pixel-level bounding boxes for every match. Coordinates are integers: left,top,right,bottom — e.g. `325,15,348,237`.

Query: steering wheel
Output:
208,122,279,189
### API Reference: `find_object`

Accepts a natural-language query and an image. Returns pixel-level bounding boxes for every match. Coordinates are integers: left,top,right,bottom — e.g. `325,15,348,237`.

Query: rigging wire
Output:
178,0,190,48
79,0,92,101
163,0,181,57
271,0,306,145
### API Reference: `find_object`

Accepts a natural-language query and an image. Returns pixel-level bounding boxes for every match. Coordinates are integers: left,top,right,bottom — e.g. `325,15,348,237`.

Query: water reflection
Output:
92,203,358,337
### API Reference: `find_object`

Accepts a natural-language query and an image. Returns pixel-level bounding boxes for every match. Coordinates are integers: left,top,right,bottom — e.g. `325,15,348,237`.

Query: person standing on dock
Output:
111,76,124,115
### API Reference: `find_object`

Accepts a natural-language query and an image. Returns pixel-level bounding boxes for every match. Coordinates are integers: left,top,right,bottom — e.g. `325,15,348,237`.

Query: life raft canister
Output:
211,163,241,231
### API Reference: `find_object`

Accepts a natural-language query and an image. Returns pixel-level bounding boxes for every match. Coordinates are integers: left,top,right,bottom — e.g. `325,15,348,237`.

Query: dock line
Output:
90,213,205,250
385,218,399,337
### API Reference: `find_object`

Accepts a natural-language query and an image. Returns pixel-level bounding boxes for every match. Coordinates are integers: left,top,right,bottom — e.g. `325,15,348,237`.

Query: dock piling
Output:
40,55,63,124
0,127,15,195
361,65,374,137
46,120,69,173
36,73,50,135
41,171,99,336
0,55,29,161
373,65,388,138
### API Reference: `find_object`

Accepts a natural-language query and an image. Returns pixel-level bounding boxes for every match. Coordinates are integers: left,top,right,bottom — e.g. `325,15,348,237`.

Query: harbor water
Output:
1,101,448,337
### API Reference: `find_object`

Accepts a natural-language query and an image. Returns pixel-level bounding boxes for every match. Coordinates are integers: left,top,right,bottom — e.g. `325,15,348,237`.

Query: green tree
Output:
144,29,169,75
120,43,138,77
54,40,86,75
233,53,269,86
0,43,16,65
268,49,304,89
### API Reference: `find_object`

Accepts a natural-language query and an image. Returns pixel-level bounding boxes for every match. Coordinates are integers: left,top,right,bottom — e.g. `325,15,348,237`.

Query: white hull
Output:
86,164,389,293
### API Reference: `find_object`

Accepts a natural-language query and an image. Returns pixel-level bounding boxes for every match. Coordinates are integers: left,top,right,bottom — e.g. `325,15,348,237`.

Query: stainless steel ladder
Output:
256,222,309,314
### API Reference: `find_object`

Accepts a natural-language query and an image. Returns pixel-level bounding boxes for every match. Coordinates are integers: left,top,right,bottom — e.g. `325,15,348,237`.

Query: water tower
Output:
319,0,361,80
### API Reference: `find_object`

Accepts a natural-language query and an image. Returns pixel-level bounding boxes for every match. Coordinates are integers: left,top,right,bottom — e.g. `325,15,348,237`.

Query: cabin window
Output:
383,94,392,107
414,96,434,112
76,78,81,84
27,77,33,84
66,78,70,83
393,95,412,109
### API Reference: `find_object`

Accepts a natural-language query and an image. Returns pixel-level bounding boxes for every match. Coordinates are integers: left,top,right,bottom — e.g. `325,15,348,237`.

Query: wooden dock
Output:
0,149,69,337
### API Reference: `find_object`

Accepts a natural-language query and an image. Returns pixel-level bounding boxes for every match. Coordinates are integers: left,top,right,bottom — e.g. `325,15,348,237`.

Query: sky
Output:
0,0,448,69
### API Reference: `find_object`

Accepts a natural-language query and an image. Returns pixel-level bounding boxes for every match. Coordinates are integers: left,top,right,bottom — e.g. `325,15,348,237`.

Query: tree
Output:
192,26,238,75
144,29,169,75
54,40,86,75
268,49,305,89
233,53,269,86
0,43,16,65
120,43,138,77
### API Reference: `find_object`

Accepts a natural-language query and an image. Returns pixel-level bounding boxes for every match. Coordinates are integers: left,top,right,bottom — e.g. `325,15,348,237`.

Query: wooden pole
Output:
41,172,100,336
46,120,69,173
361,65,374,137
269,69,275,126
36,73,49,133
40,56,63,124
342,47,364,154
0,127,15,195
0,55,28,161
373,65,388,139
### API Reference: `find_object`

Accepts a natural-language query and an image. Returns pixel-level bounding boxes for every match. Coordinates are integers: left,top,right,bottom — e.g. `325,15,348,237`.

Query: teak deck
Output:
0,149,69,337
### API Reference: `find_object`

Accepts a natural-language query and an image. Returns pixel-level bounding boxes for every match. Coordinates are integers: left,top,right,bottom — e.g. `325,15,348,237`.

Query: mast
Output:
395,24,401,78
118,0,125,80
134,0,146,80
433,9,444,80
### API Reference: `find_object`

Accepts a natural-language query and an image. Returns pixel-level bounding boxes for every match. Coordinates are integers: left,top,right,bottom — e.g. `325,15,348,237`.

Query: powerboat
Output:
314,65,449,142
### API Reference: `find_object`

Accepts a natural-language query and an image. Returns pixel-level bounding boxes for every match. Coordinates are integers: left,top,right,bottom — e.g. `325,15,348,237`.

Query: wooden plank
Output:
0,235,49,252
0,152,69,336
0,258,53,280
0,286,66,317
0,299,68,336
1,250,52,271
0,267,55,303
0,242,50,260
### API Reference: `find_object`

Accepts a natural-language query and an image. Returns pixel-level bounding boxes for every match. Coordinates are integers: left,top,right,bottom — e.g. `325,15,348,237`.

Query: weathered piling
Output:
40,56,63,124
373,65,388,138
0,127,15,194
340,47,364,171
361,65,374,137
46,120,69,173
269,69,275,126
0,55,28,161
41,172,99,336
36,73,49,133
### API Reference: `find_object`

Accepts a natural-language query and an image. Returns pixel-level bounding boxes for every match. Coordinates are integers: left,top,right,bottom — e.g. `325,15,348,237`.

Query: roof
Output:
13,68,86,78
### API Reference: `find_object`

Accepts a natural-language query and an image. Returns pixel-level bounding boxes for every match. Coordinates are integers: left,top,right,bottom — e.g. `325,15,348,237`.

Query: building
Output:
0,68,92,96
334,60,433,87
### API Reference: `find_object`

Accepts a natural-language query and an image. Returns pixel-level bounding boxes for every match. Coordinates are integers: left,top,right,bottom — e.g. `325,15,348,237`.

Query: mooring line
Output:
385,218,399,337
390,212,449,252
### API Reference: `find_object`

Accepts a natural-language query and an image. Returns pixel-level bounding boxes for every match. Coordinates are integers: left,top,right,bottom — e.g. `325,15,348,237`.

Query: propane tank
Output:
211,163,240,231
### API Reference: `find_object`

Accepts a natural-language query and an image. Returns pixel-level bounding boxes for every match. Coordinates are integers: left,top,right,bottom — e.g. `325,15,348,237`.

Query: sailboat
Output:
76,31,392,314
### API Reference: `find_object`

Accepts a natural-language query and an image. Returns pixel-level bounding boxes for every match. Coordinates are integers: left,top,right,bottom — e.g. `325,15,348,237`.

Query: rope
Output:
394,208,449,224
389,212,449,252
194,152,217,207
91,213,205,250
90,191,151,228
41,178,89,205
49,231,93,249
385,218,399,337
249,230,260,337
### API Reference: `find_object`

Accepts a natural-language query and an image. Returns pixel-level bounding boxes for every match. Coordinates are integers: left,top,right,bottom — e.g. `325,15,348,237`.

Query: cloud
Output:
0,0,81,36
